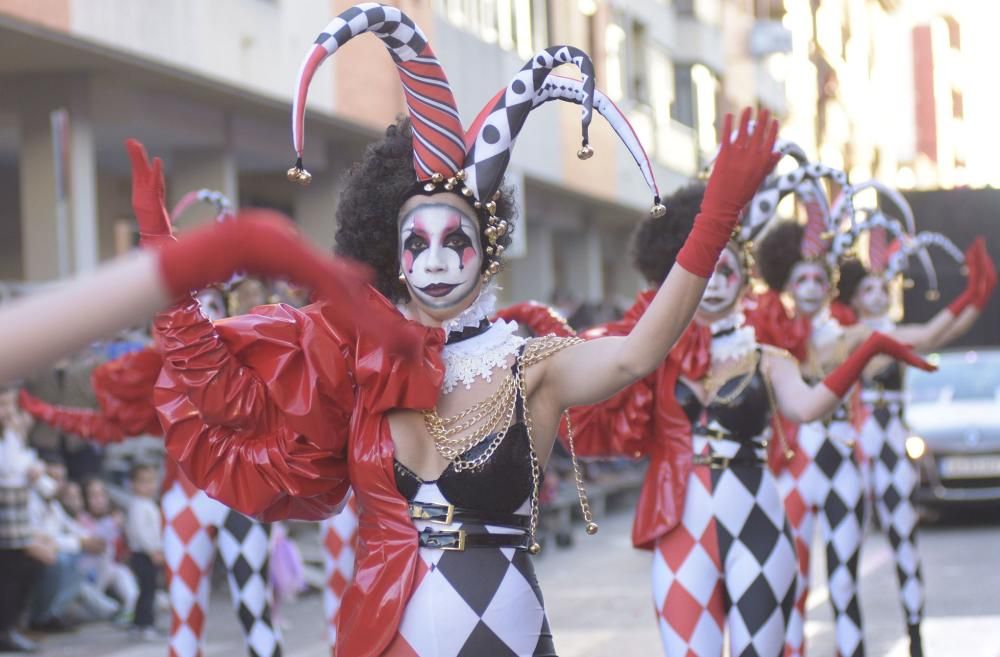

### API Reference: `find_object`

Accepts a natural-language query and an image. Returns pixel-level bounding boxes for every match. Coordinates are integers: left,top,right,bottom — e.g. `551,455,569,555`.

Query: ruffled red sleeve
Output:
18,348,162,443
493,301,575,338
154,298,356,521
744,290,811,361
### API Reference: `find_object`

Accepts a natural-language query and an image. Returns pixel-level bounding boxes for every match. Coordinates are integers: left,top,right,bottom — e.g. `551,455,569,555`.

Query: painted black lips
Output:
419,283,458,298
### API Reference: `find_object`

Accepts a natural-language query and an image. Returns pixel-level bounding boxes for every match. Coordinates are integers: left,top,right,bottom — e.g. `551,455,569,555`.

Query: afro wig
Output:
334,116,517,303
629,182,706,285
836,258,868,305
754,220,832,291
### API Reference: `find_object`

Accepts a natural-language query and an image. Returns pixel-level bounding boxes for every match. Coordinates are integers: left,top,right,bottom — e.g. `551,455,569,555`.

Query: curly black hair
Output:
334,116,517,303
629,182,706,285
836,258,868,304
755,220,826,291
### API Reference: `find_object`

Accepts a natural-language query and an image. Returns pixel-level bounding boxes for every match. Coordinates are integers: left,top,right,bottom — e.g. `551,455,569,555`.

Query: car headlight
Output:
905,435,927,460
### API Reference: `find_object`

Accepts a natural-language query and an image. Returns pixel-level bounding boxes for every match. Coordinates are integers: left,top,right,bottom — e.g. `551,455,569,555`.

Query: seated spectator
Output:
124,463,162,639
0,387,49,653
79,478,138,625
27,459,107,631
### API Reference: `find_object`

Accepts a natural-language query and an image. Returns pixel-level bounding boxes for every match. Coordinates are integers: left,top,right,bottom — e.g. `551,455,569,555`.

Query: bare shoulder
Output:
523,335,584,366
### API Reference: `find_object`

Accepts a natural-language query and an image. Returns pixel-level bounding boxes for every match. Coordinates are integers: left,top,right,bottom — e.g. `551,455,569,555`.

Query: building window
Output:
628,19,649,104
434,0,549,58
604,21,627,102
943,15,961,50
952,90,964,119
671,64,695,128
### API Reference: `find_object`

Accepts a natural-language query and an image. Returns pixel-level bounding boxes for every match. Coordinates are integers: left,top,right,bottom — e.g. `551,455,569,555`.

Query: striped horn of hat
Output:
288,2,466,185
745,161,852,253
170,188,234,222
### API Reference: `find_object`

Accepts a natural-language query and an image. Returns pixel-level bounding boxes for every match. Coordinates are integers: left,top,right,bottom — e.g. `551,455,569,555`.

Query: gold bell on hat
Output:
528,542,542,555
926,289,941,301
286,166,312,186
577,144,594,160
585,522,599,535
650,203,667,218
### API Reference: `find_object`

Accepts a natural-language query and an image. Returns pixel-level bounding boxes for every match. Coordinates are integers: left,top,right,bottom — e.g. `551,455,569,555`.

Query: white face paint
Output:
854,274,890,319
195,289,227,321
399,203,483,311
700,245,745,316
787,260,830,316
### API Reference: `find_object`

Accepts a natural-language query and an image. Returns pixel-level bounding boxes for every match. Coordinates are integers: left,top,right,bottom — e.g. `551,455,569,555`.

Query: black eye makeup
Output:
444,231,473,251
403,235,428,253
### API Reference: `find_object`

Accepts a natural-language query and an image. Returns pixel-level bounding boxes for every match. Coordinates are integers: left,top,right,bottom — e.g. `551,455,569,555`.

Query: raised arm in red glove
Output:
823,332,935,398
676,108,781,277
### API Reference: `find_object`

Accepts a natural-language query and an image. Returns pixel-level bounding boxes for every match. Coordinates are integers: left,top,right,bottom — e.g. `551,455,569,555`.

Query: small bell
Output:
650,203,667,218
488,261,501,275
286,166,312,186
925,289,941,301
577,143,594,160
528,542,542,555
423,182,436,193
431,172,445,184
461,186,473,197
485,200,497,215
785,449,795,461
585,522,599,535
454,169,466,181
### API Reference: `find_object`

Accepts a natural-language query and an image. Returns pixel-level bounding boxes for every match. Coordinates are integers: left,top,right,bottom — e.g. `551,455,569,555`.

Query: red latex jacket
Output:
153,287,445,657
16,348,204,493
568,290,712,550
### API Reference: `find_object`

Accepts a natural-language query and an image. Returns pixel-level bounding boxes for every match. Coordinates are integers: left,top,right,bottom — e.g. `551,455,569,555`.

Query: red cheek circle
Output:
402,251,415,273
461,246,477,268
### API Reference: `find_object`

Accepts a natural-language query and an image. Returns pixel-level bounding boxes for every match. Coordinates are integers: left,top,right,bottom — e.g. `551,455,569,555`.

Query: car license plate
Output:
939,455,1000,479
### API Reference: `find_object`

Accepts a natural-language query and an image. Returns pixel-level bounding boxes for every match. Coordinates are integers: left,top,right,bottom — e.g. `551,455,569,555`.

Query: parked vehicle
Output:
906,348,1000,510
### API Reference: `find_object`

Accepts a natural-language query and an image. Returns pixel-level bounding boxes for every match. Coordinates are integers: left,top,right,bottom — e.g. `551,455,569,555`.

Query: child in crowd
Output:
80,478,138,625
124,463,162,639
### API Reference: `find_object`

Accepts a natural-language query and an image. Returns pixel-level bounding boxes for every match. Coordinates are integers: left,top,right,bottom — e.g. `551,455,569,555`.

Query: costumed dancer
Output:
19,172,286,657
829,182,996,657
148,4,783,655
558,179,932,657
747,161,871,657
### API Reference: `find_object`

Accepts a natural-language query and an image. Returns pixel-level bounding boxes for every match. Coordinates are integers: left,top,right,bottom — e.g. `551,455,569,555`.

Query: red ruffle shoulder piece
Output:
744,289,811,361
154,287,445,522
493,301,575,338
829,300,858,326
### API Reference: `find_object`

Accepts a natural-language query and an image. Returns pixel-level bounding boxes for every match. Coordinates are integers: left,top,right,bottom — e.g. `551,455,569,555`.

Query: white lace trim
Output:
710,312,758,363
441,283,498,337
810,307,844,350
442,319,525,393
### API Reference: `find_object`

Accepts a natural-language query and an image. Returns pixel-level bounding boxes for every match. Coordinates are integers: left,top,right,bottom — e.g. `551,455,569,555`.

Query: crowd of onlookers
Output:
0,386,166,653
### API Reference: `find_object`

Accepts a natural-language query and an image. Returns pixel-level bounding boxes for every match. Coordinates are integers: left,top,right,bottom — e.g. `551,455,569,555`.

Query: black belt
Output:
692,453,767,469
417,528,530,552
407,502,530,530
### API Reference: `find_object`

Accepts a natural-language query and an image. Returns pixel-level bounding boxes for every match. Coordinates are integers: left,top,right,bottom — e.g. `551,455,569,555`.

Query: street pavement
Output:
32,508,1000,657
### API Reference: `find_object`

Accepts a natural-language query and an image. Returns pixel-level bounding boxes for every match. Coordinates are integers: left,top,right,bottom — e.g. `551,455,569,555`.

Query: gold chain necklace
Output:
422,335,594,553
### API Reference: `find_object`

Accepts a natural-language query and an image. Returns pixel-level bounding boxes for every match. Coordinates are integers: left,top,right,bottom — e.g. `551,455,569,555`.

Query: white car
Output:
906,348,1000,509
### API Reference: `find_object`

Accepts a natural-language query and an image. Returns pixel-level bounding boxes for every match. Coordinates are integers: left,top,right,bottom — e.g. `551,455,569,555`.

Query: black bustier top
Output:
393,358,534,515
865,360,903,392
675,350,771,443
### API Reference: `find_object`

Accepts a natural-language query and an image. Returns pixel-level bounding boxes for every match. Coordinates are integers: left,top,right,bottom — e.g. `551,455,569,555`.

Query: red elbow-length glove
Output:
676,108,781,277
19,389,126,443
947,238,997,314
822,331,936,398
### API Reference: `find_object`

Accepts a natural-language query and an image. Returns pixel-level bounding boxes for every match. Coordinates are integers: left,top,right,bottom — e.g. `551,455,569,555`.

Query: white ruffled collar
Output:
709,312,758,363
441,319,525,394
441,284,498,338
810,307,844,349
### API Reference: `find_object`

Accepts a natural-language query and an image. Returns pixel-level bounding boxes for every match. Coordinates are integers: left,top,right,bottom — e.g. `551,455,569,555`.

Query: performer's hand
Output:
973,237,997,308
126,139,174,248
823,331,935,398
702,108,781,221
676,108,780,278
